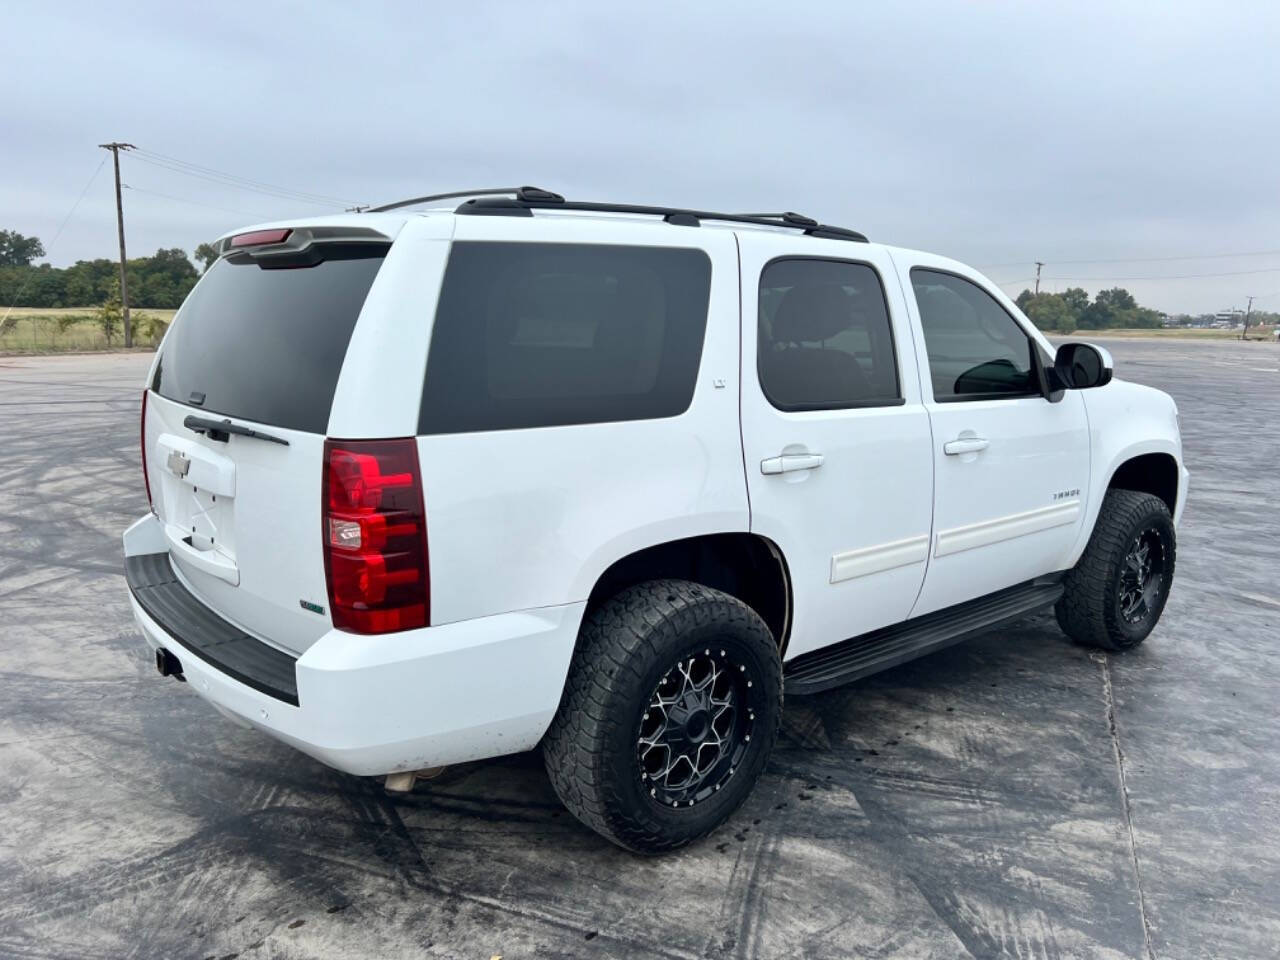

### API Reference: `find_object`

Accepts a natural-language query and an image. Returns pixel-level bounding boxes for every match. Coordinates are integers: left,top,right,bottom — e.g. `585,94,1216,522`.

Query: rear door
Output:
144,228,395,654
739,234,935,660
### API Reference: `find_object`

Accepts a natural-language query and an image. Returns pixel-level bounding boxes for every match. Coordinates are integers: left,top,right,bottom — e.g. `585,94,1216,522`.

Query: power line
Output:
1013,266,1280,283
978,248,1280,269
128,147,360,208
132,147,357,206
131,147,349,203
128,153,346,208
2,155,108,325
123,183,273,219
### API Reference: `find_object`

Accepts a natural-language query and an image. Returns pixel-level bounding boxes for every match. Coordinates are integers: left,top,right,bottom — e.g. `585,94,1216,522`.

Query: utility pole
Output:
1034,261,1044,295
1241,295,1254,341
99,142,135,347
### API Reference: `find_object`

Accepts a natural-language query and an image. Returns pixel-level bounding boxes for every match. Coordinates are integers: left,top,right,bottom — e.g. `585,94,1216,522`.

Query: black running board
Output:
783,576,1064,696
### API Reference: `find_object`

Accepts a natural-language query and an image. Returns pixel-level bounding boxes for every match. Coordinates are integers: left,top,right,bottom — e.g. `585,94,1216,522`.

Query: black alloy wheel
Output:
638,648,756,809
1117,527,1168,626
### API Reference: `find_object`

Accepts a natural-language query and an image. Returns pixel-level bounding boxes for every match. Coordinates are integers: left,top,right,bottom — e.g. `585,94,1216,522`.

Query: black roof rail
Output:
368,186,563,214
454,195,868,242
734,212,820,227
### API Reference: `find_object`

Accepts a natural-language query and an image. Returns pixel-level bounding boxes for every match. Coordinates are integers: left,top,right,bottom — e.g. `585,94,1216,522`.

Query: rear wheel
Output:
542,579,782,853
1056,489,1176,651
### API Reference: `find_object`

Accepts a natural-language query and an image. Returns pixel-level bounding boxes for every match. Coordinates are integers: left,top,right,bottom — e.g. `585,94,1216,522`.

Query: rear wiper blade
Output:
183,414,289,446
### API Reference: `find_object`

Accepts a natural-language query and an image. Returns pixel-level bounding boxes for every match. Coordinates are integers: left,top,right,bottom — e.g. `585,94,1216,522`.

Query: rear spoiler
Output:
215,226,392,267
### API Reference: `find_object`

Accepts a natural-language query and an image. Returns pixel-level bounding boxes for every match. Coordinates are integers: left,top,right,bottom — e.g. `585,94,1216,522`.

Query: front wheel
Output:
542,579,782,854
1056,489,1176,651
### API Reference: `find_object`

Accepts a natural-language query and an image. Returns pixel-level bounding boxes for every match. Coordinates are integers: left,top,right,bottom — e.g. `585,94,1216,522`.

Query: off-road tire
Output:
1056,489,1176,651
542,579,782,854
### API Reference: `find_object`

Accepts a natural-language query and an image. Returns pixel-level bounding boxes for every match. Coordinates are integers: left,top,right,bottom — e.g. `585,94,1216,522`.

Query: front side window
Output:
910,269,1038,402
419,242,711,433
757,258,901,410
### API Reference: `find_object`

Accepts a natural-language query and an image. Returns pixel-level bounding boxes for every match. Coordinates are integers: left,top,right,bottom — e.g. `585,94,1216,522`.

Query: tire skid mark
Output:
0,807,402,932
733,828,781,960
332,775,703,959
1095,653,1158,960
784,699,1091,960
0,933,115,960
709,826,763,958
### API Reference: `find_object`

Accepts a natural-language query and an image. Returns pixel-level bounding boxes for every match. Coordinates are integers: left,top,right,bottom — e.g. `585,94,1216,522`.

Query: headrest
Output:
772,284,852,342
915,285,967,330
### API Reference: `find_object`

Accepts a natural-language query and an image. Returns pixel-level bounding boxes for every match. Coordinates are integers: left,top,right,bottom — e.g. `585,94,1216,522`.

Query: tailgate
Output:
144,236,390,654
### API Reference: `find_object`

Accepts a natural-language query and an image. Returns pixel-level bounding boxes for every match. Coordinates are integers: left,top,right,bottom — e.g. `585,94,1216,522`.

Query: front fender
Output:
1068,378,1187,566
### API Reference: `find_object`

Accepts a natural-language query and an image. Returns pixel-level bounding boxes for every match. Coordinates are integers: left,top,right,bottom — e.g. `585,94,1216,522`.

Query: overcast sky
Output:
4,1,1278,313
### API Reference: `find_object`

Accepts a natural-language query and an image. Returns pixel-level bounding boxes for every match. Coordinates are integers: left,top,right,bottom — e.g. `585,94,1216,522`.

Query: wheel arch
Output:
582,532,794,655
1107,451,1179,515
1068,434,1183,568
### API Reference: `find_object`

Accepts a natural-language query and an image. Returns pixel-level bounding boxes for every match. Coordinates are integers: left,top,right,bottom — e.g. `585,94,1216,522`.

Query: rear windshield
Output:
152,246,387,433
419,242,711,433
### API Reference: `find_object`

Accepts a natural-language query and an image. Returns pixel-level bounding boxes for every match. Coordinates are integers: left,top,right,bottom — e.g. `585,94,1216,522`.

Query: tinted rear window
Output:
419,242,711,434
758,257,901,410
152,246,386,433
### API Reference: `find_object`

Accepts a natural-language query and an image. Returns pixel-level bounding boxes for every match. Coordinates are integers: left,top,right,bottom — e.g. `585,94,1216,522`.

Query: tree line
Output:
0,229,218,310
1014,286,1164,333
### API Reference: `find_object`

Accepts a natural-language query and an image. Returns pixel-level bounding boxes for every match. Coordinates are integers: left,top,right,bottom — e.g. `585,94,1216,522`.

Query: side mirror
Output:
1052,342,1113,390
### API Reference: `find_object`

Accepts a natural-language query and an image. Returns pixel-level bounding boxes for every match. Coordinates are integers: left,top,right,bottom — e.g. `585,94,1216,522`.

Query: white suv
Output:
124,187,1188,853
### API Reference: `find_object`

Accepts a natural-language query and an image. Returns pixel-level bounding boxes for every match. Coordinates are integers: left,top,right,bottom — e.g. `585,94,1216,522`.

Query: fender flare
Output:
1069,437,1183,566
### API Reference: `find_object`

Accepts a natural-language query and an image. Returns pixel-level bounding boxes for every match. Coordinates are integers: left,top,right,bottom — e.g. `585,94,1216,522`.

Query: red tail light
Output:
322,438,429,634
230,228,291,247
141,389,153,512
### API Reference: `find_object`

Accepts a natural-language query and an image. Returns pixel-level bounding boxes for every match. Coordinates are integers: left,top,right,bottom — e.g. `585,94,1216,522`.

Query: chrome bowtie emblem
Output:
167,450,191,478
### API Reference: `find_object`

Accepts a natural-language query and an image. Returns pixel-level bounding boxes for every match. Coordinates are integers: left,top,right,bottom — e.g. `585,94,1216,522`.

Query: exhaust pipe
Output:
155,647,186,682
384,767,446,794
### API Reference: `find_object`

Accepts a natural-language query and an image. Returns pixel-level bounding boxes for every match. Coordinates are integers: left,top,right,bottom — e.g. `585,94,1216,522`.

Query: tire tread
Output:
542,579,781,853
1056,488,1175,650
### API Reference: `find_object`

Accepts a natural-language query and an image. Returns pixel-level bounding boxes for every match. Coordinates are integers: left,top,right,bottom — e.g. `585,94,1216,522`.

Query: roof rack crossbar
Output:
369,186,563,213
455,196,868,242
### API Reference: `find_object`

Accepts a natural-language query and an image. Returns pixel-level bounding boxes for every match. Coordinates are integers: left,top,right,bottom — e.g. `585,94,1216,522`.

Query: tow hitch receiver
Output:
155,647,186,682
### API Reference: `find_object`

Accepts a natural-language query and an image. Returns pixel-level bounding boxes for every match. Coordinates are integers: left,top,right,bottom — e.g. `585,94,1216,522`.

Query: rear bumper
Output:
123,515,584,776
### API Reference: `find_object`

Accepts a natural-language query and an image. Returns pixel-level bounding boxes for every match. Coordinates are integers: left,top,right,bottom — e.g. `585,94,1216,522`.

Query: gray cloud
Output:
4,0,1278,313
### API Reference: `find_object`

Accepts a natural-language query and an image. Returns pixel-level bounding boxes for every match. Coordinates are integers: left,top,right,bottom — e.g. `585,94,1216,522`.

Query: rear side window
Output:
910,269,1038,402
758,258,901,410
419,242,711,433
153,246,387,433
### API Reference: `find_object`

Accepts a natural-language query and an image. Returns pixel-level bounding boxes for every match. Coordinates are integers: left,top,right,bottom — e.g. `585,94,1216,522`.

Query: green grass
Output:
0,307,175,354
1053,326,1277,340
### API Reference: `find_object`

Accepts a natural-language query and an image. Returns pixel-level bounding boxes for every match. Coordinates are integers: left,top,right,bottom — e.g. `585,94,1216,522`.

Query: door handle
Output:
943,437,990,456
761,453,824,475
